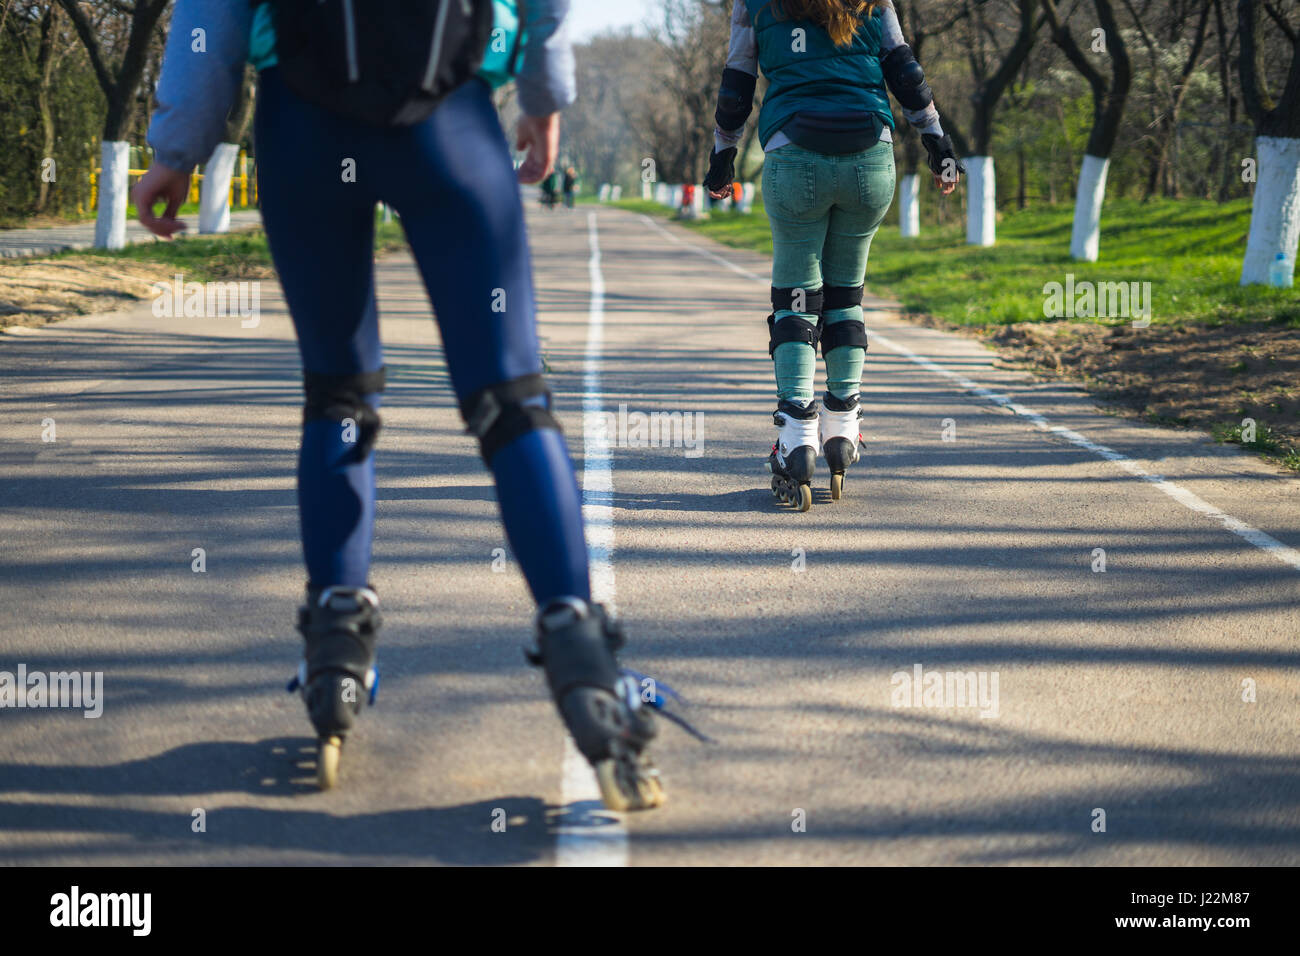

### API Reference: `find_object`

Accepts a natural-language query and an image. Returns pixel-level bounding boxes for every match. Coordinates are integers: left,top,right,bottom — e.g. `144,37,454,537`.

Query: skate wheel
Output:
317,735,342,791
796,484,812,512
830,473,844,500
594,756,666,812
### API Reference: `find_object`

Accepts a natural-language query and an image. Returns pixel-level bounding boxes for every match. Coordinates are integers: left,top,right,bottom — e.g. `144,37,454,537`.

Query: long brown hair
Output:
773,0,890,48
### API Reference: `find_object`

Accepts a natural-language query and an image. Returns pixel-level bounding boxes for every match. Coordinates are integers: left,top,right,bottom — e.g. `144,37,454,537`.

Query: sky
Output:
567,0,652,41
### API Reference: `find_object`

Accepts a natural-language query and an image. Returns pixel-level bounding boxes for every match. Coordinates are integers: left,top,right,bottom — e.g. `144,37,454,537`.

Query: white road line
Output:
554,211,629,867
637,213,1300,573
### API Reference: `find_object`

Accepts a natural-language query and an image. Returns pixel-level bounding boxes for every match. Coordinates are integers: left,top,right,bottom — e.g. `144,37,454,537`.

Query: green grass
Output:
614,196,1299,328
1210,420,1300,471
40,214,409,281
3,202,258,229
122,200,210,221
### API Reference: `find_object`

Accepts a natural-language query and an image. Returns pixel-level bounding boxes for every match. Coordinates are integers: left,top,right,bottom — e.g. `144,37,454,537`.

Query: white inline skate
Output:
767,399,820,512
818,392,864,500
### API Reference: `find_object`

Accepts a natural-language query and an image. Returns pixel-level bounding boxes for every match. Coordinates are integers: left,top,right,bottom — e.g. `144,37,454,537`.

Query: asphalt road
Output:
1,202,1297,865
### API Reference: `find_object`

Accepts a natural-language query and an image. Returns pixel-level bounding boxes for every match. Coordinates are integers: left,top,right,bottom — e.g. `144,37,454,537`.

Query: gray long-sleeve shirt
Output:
148,0,575,172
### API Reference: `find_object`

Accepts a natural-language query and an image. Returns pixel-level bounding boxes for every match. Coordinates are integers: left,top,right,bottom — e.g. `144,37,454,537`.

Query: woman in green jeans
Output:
705,0,963,511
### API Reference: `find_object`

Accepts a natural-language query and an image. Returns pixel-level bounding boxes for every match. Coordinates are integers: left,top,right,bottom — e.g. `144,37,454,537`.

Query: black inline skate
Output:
527,597,664,811
818,392,865,500
767,398,819,512
287,585,381,790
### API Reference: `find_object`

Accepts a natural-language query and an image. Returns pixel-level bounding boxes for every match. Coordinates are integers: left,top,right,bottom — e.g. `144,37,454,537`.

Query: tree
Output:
636,0,731,185
1237,0,1300,285
1040,0,1132,260
56,0,170,248
565,32,658,193
198,66,254,233
893,0,968,236
944,0,1043,245
1123,0,1214,199
5,3,83,215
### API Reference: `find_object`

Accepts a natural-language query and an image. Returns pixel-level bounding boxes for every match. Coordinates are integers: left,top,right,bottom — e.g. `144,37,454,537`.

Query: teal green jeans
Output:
762,140,896,404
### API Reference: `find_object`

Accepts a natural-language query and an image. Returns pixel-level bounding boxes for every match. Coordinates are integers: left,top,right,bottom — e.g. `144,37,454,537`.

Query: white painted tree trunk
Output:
198,142,240,234
899,173,921,237
1071,153,1110,262
641,180,652,200
740,182,755,213
965,156,995,246
95,141,130,250
1241,136,1300,286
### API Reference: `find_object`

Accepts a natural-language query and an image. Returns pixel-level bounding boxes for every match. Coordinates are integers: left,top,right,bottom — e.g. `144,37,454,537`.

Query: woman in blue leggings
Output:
132,0,661,810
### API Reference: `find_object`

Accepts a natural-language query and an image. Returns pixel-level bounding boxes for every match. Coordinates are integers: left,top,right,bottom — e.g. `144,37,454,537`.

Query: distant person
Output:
562,166,578,208
705,0,963,511
540,168,559,208
130,0,664,810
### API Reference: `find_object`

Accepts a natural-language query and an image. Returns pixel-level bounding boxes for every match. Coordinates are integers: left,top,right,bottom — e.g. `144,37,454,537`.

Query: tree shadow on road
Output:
0,738,553,865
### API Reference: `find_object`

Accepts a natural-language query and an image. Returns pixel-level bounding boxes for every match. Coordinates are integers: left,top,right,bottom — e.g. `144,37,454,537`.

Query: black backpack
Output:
260,0,496,127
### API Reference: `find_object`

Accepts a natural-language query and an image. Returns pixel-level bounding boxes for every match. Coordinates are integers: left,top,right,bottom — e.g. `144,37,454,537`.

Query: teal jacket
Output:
743,0,894,147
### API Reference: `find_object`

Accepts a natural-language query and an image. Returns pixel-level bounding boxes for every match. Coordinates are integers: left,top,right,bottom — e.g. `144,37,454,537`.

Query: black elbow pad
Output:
882,46,933,113
715,68,757,132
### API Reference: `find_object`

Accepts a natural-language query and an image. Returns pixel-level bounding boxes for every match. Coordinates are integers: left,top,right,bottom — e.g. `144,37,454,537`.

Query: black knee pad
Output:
303,367,387,459
767,313,821,358
823,284,864,312
460,373,561,465
816,286,866,357
771,285,824,316
819,318,868,359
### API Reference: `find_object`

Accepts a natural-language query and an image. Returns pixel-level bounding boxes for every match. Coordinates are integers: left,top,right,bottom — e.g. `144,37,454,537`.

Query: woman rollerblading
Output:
704,0,963,507
135,0,664,807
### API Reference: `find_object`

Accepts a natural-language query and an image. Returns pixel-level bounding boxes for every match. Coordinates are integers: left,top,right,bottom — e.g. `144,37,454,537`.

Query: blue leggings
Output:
254,68,589,605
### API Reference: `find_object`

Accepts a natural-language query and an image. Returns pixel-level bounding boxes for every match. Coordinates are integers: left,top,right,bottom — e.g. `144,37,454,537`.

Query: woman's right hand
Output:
933,172,959,196
516,113,560,184
132,163,191,239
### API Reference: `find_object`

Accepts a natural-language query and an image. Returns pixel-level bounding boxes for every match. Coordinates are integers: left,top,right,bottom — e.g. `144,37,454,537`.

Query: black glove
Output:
921,133,965,182
703,146,737,195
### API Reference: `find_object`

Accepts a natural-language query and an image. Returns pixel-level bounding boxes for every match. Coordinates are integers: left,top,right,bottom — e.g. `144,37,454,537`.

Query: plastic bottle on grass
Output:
1269,253,1294,289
